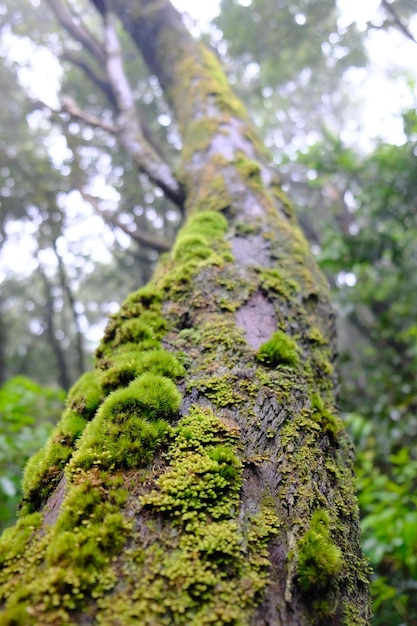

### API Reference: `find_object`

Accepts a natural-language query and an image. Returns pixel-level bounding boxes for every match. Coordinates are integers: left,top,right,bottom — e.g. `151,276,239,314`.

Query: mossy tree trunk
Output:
0,1,371,624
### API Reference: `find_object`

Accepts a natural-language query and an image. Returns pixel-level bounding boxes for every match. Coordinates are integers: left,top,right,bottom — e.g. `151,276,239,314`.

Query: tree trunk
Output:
0,1,371,624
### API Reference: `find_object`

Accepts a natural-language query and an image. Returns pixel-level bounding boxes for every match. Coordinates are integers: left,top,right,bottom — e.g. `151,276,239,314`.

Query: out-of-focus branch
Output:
380,0,417,44
103,15,184,208
81,191,172,253
61,96,117,133
45,0,106,65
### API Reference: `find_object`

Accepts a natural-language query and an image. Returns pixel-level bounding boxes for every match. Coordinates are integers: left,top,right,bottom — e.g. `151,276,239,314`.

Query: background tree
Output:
0,0,371,624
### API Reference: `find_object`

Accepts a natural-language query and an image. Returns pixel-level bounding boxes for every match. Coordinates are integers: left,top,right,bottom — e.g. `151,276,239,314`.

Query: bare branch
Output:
80,191,172,253
103,15,185,209
44,0,107,65
380,0,417,44
60,96,117,133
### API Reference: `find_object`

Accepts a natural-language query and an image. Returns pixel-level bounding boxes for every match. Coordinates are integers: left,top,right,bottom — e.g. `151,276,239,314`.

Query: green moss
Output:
308,326,328,345
21,438,73,513
182,117,220,163
156,209,232,299
114,315,166,347
0,470,132,624
95,406,279,624
0,512,42,564
235,152,262,187
190,374,246,407
310,392,342,439
185,210,228,238
66,370,103,420
67,373,180,474
98,348,185,394
173,234,212,263
256,266,299,299
257,330,299,368
296,509,343,593
234,221,260,236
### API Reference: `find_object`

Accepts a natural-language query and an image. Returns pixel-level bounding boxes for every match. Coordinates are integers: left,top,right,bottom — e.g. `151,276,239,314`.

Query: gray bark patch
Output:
235,291,276,349
230,235,270,267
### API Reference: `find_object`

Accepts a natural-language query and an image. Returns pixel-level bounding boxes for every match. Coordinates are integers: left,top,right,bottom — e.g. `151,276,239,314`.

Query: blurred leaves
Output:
0,376,64,530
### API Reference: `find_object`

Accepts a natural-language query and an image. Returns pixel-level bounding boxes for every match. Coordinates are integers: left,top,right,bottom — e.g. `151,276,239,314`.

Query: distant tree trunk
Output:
53,240,86,377
0,1,371,625
39,265,72,391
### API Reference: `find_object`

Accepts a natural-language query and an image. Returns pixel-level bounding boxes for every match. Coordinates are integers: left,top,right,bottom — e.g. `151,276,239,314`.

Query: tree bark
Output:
0,1,371,624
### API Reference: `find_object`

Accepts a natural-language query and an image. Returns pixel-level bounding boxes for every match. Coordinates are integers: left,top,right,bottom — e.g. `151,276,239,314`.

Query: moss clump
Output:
235,153,262,181
66,371,103,420
173,234,212,263
156,210,233,298
0,512,42,565
20,372,104,513
256,266,299,299
98,348,185,394
257,330,299,368
67,373,181,473
185,210,228,238
297,509,343,593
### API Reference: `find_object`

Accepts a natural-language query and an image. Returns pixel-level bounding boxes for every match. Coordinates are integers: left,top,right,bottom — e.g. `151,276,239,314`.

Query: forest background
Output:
0,0,416,623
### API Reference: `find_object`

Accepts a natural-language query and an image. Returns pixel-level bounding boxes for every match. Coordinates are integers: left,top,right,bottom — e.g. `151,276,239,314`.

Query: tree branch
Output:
60,96,117,133
103,15,185,208
380,0,417,44
80,191,172,253
44,0,107,65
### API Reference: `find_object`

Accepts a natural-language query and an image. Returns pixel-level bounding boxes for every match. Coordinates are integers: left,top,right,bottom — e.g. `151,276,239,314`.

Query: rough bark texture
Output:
0,1,372,624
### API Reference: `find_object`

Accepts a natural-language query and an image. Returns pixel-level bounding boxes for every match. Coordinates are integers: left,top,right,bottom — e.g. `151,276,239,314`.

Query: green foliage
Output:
299,108,417,623
347,413,417,625
0,376,64,530
256,330,299,367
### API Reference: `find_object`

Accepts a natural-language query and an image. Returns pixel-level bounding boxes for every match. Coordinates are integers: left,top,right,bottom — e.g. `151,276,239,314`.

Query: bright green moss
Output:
257,330,299,368
21,438,73,513
129,372,182,420
124,284,162,307
155,209,233,298
66,370,103,420
114,315,166,347
67,373,180,473
1,469,132,624
0,512,42,565
20,370,104,513
98,348,185,394
59,408,87,440
297,509,343,592
186,210,228,238
173,234,212,263
93,405,279,624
